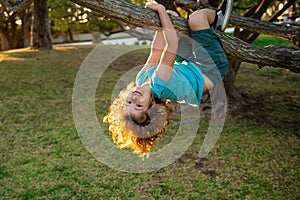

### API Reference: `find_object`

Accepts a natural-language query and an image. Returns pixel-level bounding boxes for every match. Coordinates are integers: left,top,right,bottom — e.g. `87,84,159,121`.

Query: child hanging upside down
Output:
104,1,229,155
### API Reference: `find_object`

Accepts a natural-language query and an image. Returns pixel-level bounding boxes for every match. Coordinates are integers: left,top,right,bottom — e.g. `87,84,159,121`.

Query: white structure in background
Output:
52,28,154,46
52,33,93,44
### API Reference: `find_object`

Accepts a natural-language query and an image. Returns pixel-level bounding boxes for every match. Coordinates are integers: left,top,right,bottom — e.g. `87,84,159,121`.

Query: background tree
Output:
0,0,149,50
87,10,127,37
87,0,148,38
225,0,298,98
31,0,52,49
49,0,85,41
0,0,32,50
49,0,141,42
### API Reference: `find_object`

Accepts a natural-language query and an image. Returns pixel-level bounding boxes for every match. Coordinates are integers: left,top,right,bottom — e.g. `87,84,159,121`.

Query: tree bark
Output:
21,11,31,47
247,0,297,44
70,0,300,73
67,27,74,41
220,32,300,72
0,31,11,50
230,13,300,43
176,0,300,44
31,0,52,50
226,0,278,98
0,0,32,49
224,59,242,99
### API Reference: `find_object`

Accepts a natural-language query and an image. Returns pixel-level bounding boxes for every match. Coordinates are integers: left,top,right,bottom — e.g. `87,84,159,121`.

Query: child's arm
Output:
142,30,165,71
145,2,178,81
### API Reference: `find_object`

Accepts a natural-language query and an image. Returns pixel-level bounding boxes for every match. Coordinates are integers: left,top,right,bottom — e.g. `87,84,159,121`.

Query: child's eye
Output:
127,101,132,104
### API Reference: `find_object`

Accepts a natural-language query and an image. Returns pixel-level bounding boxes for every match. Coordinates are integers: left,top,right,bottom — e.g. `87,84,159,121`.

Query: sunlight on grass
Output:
0,54,24,61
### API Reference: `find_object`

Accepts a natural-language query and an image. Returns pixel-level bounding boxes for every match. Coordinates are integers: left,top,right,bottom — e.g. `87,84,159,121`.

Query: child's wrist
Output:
157,7,166,14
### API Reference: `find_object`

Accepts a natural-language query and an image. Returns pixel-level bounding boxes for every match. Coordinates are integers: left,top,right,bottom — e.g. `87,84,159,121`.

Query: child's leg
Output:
176,9,216,64
188,9,229,87
188,9,216,31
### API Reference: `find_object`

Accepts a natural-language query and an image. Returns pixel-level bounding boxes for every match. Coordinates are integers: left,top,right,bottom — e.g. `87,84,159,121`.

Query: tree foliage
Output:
49,0,130,40
49,0,85,33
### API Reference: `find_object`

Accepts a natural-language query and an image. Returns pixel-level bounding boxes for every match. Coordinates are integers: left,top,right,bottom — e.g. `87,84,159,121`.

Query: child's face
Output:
123,85,153,118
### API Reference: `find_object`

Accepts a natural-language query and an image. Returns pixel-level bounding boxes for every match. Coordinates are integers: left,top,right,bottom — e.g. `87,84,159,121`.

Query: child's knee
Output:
189,10,204,22
188,9,213,30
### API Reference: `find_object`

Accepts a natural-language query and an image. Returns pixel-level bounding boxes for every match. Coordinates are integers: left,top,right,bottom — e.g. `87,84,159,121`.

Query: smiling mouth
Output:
133,90,142,96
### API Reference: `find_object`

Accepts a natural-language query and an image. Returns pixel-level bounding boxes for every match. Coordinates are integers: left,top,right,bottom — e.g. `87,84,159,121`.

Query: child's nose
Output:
132,96,137,101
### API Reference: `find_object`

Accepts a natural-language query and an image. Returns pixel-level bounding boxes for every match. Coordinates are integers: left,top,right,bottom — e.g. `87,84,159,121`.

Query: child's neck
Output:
141,79,152,94
143,78,150,86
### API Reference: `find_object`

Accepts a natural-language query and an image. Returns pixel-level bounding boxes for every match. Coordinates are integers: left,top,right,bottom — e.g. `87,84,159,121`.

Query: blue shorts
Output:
176,28,228,85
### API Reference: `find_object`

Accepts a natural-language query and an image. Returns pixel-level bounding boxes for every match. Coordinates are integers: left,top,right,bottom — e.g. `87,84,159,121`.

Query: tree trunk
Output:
0,31,11,51
226,0,298,98
67,27,74,41
19,8,32,48
223,59,242,99
31,0,52,50
0,0,32,50
22,16,31,47
224,0,272,98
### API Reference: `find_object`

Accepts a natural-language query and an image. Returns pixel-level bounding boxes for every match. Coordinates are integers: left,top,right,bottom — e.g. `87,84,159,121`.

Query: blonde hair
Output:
103,82,170,155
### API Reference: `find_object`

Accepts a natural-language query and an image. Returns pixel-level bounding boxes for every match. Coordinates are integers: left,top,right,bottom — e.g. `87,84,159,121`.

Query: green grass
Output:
0,43,299,199
252,34,293,47
226,32,294,47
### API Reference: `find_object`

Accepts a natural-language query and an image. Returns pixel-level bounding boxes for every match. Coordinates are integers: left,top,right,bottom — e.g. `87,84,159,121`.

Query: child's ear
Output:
146,108,150,116
150,92,156,104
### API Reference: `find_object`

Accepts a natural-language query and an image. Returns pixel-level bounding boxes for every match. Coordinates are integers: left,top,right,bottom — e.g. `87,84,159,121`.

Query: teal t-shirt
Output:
136,61,204,106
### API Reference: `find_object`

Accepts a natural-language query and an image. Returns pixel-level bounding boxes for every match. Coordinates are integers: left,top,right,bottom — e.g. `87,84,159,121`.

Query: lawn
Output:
252,34,294,47
0,42,299,199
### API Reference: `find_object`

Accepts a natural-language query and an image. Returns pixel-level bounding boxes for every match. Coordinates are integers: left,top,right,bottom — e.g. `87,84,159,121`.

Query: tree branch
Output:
229,13,300,43
11,0,33,14
220,32,300,72
69,0,300,73
175,0,300,43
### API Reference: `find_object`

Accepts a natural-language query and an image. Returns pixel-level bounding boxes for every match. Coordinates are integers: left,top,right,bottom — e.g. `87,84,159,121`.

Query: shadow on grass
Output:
228,91,300,135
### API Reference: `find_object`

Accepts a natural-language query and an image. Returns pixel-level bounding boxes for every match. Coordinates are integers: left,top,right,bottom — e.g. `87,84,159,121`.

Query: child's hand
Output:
145,1,165,12
146,1,178,17
166,10,179,18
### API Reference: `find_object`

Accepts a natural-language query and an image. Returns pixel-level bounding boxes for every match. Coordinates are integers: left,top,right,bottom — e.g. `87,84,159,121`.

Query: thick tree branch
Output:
220,32,300,72
70,0,300,73
229,13,300,42
176,0,300,43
